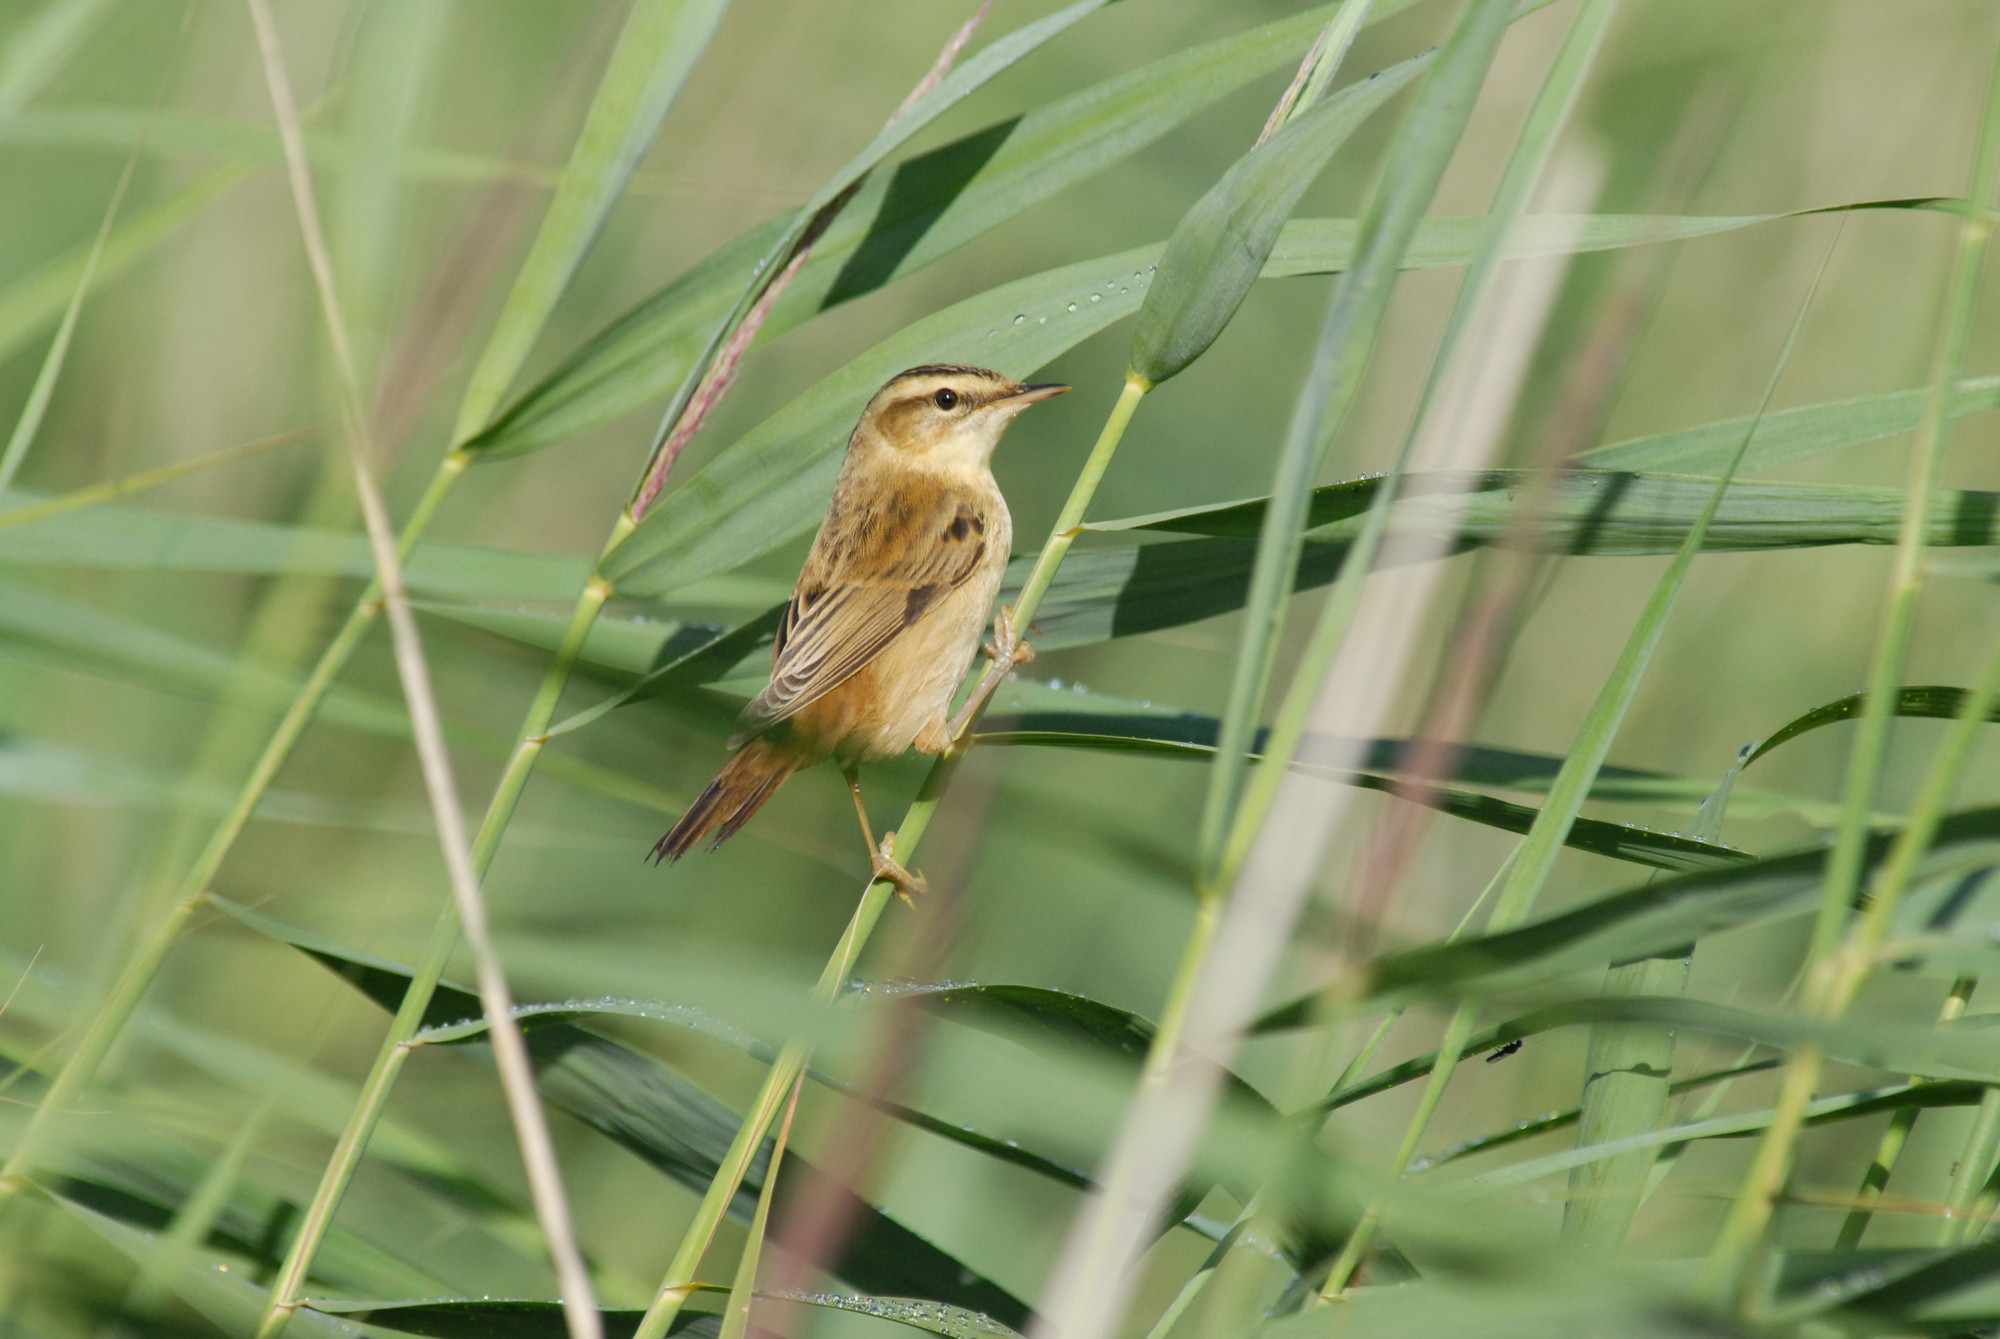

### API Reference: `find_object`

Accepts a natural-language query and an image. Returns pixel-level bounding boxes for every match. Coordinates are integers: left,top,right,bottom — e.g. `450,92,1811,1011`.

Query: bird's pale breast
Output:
788,482,1009,765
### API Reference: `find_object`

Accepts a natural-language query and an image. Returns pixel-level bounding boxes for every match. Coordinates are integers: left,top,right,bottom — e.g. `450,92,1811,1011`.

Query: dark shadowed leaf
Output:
1746,684,2000,765
971,719,1749,871
463,3,1377,458
209,901,1033,1326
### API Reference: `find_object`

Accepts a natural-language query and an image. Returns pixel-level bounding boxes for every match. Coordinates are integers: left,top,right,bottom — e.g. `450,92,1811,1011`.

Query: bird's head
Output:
850,364,1068,472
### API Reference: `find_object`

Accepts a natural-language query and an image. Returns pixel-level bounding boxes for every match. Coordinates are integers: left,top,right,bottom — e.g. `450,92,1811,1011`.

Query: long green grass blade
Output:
215,899,1042,1323
0,163,249,366
0,0,113,119
1479,225,1838,946
1361,805,2000,1003
1562,756,1738,1251
1747,685,2000,765
976,729,1743,870
450,0,730,441
466,4,1385,458
600,208,1803,596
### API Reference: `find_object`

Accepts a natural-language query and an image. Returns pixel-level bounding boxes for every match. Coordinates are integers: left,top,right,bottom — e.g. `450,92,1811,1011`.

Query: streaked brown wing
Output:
733,485,991,742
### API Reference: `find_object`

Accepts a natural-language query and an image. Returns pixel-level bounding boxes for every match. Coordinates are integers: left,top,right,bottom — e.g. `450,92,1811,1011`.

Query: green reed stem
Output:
1320,1000,1479,1294
253,516,628,1339
634,370,1151,1339
1941,1089,2000,1246
1178,848,1513,1338
1701,49,2000,1307
0,451,465,1196
718,1073,804,1339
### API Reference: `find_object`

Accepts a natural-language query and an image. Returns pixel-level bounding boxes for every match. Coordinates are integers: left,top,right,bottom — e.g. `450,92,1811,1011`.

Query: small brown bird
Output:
653,364,1067,896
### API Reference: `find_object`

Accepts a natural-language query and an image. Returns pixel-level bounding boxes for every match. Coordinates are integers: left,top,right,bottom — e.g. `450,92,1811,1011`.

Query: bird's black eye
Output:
931,387,960,411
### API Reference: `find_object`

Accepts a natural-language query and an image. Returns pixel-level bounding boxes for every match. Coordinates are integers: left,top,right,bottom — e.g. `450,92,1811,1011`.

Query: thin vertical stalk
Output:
0,451,462,1194
4,0,719,1222
1045,6,1593,1324
1194,0,1532,892
1702,40,2000,1306
129,1099,275,1312
1329,166,1843,1315
1319,1001,1480,1292
633,371,1150,1339
0,141,136,493
1807,76,2000,973
717,1073,805,1339
1941,1091,2000,1245
1180,845,1518,1338
254,536,621,1338
244,6,599,1336
279,11,1019,1322
1563,759,1741,1252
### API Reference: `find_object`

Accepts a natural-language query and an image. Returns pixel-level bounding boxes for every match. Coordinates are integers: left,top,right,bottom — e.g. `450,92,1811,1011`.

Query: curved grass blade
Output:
475,0,1120,470
1746,685,2000,767
0,428,313,531
450,0,731,442
1466,1076,2000,1194
599,210,1806,597
306,1290,1024,1339
970,725,1746,871
1022,475,2000,653
412,993,1099,1192
465,3,1385,458
315,1299,718,1339
0,163,250,366
1102,469,2000,552
0,0,116,119
53,1197,368,1339
1580,375,2000,474
213,900,1037,1325
1363,806,2000,1004
0,503,592,597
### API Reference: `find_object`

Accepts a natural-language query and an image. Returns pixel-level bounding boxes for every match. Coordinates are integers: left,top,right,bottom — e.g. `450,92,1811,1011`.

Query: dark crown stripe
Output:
884,362,1006,387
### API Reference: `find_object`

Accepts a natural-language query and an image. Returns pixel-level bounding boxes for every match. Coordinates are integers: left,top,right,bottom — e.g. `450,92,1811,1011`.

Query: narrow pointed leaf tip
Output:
1129,51,1422,385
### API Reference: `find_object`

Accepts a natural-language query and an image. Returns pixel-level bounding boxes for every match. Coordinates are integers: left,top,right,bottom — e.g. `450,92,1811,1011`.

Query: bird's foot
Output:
871,833,929,905
984,604,1035,670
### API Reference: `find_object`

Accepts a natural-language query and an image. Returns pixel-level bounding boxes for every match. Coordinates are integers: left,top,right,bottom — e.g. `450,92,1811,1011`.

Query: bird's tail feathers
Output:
651,739,800,863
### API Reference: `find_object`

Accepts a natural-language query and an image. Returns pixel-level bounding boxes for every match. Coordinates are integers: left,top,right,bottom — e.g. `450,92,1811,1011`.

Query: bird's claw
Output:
984,604,1035,670
872,832,929,905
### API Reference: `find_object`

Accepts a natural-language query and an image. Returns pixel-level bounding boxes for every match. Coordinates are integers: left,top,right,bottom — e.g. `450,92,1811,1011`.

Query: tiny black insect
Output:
1485,1039,1524,1063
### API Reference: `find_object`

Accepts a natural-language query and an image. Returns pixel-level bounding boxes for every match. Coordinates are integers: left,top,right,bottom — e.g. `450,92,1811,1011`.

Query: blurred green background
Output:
3,0,2000,1331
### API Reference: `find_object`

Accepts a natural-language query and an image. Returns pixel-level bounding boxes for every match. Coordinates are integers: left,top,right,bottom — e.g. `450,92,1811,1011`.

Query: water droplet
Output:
1038,315,1047,323
1049,678,1063,690
1118,286,1128,293
1089,293,1102,303
1012,314,1027,325
1066,302,1077,312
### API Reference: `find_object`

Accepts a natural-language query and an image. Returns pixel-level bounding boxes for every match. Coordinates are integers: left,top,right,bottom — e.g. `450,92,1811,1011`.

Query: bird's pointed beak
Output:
995,382,1070,407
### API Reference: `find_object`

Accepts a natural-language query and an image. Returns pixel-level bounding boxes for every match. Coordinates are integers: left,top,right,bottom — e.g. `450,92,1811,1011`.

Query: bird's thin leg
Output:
947,604,1036,740
842,765,928,903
